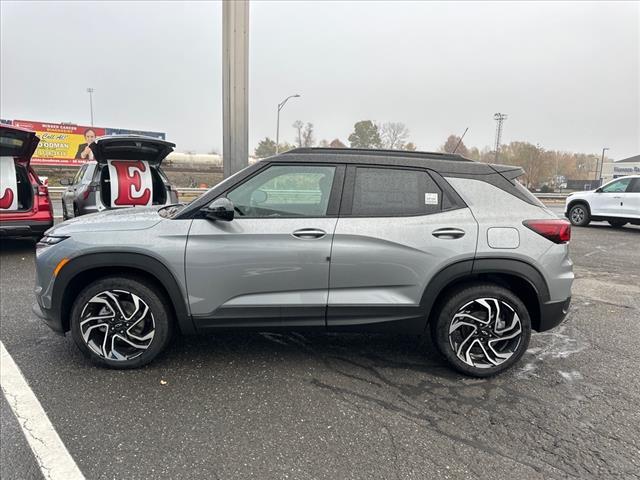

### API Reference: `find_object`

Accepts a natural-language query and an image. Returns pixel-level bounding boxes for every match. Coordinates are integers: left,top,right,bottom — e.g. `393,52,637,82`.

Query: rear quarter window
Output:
350,167,443,216
513,180,545,207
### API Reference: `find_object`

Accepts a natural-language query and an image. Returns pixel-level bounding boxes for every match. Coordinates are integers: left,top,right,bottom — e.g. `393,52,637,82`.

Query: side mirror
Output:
59,178,72,186
203,197,234,221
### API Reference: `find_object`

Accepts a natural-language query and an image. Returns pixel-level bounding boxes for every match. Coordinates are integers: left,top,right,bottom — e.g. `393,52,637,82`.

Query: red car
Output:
0,125,53,240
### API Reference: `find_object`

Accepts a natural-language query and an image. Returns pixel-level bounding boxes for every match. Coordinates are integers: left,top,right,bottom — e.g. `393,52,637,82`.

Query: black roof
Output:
282,147,472,162
265,147,521,178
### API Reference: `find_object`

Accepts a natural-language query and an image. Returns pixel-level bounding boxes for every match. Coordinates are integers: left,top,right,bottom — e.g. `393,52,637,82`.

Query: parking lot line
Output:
0,341,85,480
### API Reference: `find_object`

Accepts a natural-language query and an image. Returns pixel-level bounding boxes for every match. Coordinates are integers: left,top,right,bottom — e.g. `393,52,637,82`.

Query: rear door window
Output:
349,167,442,216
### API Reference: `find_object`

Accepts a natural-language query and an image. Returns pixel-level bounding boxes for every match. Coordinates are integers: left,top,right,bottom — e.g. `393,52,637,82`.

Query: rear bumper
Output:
32,301,65,335
0,219,53,237
538,297,571,332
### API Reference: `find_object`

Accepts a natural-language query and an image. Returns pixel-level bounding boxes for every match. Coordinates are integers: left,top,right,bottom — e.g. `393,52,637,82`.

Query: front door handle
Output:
292,228,327,239
432,227,465,239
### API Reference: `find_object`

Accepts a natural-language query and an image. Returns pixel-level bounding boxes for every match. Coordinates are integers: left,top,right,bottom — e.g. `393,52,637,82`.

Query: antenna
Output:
452,127,469,154
493,113,507,162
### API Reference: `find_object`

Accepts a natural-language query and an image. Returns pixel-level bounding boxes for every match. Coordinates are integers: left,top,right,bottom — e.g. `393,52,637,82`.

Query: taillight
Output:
523,219,571,244
37,185,48,197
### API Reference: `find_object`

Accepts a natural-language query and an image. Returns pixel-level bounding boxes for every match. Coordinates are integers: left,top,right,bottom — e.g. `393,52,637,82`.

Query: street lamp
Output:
596,147,609,183
86,88,95,126
275,94,300,154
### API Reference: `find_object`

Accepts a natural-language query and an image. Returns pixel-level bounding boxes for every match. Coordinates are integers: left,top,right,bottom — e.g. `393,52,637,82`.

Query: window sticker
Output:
107,160,153,207
0,157,18,210
424,192,439,205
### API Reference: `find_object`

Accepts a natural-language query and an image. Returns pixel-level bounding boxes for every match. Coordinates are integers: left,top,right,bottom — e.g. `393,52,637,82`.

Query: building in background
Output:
601,154,640,182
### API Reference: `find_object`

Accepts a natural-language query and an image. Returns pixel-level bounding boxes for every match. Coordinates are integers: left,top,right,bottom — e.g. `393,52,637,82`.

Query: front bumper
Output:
538,297,571,332
32,301,65,335
0,220,53,238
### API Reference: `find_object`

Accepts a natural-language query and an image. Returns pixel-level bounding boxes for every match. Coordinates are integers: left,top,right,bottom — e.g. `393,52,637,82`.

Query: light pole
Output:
275,94,300,154
596,147,609,183
86,88,95,126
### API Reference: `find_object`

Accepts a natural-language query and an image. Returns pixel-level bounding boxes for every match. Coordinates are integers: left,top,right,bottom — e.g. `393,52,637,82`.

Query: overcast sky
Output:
1,1,638,159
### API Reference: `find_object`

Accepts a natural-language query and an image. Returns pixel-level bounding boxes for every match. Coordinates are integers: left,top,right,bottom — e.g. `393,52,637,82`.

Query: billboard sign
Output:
13,120,106,166
10,120,166,166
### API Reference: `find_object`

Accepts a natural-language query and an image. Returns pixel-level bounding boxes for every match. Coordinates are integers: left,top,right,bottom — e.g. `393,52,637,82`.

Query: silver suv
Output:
59,136,179,219
33,148,573,377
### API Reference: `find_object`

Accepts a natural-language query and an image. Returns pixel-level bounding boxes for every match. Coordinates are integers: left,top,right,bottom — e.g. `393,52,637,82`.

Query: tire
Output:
70,275,173,369
431,283,531,378
73,203,80,218
608,220,627,228
568,203,590,226
62,201,68,221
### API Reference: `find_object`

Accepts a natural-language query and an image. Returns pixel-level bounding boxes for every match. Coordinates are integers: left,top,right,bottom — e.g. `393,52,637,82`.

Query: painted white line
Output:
0,341,85,480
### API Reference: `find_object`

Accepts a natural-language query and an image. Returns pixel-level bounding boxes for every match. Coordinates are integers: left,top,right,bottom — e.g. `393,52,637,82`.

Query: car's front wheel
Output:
432,284,531,377
70,276,173,369
568,203,590,226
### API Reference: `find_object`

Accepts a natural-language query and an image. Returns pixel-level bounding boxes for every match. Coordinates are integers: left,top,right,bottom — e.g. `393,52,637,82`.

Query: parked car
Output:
60,135,179,219
34,148,573,377
565,175,640,228
0,125,53,240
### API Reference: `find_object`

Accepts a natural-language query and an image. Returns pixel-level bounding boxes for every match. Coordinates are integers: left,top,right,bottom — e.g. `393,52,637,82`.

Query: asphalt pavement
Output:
1,209,639,479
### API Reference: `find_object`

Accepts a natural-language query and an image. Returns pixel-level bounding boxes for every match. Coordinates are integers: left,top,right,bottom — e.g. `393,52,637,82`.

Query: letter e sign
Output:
0,157,19,210
108,160,153,207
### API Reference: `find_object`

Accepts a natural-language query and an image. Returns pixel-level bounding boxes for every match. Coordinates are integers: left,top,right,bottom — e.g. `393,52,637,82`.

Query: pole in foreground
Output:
222,0,249,177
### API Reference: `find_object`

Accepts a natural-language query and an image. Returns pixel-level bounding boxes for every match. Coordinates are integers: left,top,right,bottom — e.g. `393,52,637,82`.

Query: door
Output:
185,163,344,329
327,166,478,331
593,178,633,217
624,178,640,219
63,164,87,214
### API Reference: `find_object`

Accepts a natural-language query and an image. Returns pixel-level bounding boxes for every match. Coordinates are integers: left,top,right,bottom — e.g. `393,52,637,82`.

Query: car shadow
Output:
0,238,37,253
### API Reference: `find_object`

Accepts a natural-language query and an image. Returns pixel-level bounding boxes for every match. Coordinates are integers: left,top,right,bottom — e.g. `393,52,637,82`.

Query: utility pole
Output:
275,94,300,154
493,113,507,162
596,147,609,184
222,0,249,177
86,88,95,126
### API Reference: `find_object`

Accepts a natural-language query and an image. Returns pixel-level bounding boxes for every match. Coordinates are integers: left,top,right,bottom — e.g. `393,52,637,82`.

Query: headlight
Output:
37,235,69,246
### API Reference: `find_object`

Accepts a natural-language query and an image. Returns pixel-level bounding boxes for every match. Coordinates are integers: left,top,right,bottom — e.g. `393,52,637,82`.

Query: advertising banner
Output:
11,120,166,166
13,120,106,166
107,160,153,207
0,157,19,210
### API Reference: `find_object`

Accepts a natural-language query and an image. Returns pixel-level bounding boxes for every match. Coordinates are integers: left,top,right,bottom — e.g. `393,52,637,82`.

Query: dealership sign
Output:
613,165,640,174
10,120,165,167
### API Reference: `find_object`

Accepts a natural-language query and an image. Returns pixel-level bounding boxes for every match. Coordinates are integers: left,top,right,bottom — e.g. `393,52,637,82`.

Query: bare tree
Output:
292,120,304,147
380,122,410,149
302,122,315,147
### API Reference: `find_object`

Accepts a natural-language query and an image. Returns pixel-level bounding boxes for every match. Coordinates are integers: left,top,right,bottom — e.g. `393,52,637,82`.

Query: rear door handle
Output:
432,227,465,239
292,228,327,239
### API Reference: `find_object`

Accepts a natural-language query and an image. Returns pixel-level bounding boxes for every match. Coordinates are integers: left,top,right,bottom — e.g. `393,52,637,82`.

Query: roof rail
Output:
280,147,472,162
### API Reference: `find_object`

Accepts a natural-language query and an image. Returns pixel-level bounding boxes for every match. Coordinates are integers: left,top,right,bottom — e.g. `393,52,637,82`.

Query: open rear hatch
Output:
90,135,175,165
1,125,39,212
0,124,39,166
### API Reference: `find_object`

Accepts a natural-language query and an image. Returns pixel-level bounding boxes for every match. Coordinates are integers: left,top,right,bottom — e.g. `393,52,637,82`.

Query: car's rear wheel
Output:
62,201,69,220
70,276,172,369
432,284,531,377
608,220,627,228
568,203,590,226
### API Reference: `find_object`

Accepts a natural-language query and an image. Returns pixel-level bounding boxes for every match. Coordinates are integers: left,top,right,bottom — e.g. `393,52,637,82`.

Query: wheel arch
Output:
422,258,549,332
53,252,194,335
567,199,591,215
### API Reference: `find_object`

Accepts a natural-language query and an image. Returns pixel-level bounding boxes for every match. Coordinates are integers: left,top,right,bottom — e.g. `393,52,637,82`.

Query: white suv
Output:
565,175,640,228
